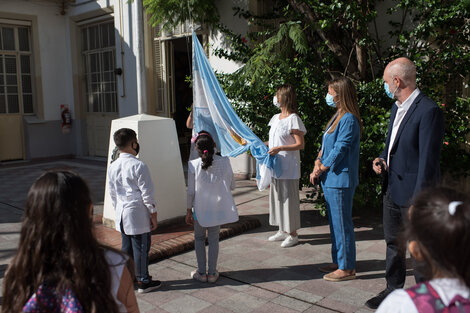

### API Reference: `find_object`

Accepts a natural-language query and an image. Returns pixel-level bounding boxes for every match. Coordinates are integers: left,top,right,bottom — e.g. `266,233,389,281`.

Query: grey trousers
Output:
194,219,220,275
269,178,301,233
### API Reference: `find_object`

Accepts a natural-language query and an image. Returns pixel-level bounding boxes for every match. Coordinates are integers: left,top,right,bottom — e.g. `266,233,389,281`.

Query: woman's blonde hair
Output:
277,84,298,114
326,77,362,134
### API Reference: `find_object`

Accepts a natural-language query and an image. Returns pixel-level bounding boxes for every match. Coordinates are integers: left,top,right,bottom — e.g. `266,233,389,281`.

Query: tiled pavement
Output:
0,158,416,312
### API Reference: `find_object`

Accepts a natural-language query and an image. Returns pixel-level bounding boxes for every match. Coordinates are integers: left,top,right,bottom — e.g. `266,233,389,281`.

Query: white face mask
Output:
273,96,280,108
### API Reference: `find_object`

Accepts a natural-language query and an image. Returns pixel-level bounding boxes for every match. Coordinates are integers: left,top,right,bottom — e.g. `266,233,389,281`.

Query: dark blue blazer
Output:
379,92,444,207
320,113,360,189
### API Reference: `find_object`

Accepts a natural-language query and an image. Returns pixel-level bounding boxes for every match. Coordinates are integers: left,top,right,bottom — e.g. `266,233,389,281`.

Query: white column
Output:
134,0,147,113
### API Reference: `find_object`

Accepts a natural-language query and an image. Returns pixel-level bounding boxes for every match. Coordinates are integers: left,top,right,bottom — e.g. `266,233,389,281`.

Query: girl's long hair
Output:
326,77,363,134
1,171,120,313
195,131,215,170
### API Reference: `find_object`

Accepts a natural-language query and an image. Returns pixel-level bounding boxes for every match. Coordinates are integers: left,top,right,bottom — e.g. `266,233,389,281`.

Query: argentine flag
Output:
191,32,281,190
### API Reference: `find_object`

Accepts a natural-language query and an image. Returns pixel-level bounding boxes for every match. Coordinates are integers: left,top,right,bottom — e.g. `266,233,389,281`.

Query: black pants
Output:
383,190,424,290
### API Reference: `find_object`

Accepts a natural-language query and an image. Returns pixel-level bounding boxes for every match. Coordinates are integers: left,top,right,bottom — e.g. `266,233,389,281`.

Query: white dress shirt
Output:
187,154,238,227
108,153,157,235
387,88,420,165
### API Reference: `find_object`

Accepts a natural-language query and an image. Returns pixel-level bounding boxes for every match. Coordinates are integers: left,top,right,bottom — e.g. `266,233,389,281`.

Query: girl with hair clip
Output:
310,77,362,281
186,130,239,283
377,187,470,313
267,84,307,248
1,170,139,313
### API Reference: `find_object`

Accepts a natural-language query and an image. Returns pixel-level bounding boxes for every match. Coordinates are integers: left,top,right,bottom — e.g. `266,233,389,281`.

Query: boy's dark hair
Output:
407,187,470,287
195,130,215,170
114,128,137,149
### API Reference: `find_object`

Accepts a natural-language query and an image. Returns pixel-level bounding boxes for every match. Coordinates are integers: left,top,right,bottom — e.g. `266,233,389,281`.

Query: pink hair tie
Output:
203,150,208,155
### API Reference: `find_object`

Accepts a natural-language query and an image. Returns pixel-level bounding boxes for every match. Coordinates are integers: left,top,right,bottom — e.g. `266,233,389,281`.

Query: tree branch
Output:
286,0,360,79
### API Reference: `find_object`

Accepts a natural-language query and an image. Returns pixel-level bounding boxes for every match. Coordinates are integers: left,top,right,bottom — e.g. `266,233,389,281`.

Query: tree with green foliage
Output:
145,0,470,213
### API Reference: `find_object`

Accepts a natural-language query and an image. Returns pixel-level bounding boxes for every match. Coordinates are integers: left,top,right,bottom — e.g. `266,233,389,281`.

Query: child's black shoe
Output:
137,280,162,293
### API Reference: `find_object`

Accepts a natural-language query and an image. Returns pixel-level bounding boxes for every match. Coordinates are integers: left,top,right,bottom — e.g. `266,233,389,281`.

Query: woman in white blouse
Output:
267,84,307,248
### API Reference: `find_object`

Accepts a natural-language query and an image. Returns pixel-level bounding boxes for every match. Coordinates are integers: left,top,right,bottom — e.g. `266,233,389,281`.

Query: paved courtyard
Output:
0,158,416,312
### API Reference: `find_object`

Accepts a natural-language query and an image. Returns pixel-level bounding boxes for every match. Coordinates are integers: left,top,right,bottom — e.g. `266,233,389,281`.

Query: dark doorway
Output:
172,37,193,163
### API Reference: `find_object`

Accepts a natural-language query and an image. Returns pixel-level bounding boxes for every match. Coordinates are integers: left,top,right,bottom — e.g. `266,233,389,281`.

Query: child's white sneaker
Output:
268,231,288,241
191,270,207,282
207,271,219,283
281,235,298,248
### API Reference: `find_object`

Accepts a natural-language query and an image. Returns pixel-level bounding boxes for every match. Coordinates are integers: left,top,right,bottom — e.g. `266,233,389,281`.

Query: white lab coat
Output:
187,155,238,227
108,153,157,235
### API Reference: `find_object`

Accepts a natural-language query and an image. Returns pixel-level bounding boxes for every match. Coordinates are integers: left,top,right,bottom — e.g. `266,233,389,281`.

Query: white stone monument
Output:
102,114,187,227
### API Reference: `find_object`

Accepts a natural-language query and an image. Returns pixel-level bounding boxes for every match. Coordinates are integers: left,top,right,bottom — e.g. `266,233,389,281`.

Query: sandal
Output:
323,269,356,282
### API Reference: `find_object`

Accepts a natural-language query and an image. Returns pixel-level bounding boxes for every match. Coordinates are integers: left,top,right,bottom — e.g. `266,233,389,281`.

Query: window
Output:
81,21,117,113
0,24,34,114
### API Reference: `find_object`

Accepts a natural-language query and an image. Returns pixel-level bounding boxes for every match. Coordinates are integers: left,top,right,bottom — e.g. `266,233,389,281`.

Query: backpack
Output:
23,283,84,313
406,281,470,313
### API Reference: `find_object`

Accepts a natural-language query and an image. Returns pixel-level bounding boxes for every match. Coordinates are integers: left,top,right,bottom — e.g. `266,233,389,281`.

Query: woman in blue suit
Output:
310,77,362,282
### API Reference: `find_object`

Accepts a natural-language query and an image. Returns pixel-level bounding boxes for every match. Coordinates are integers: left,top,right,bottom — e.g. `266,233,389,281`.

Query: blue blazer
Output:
320,113,360,189
379,92,444,207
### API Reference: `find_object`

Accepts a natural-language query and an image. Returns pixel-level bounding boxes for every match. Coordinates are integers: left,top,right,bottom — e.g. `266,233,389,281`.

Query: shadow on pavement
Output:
154,259,415,293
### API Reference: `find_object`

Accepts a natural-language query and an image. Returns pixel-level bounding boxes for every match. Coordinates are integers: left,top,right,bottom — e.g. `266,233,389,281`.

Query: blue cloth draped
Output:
192,32,281,190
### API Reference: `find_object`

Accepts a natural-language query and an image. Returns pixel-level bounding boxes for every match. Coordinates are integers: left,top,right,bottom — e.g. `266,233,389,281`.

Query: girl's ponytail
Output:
195,131,215,170
201,148,214,170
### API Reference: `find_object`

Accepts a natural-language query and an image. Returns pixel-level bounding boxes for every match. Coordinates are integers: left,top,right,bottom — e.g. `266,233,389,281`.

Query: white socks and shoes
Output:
208,271,219,283
281,235,298,248
191,270,207,282
268,231,288,242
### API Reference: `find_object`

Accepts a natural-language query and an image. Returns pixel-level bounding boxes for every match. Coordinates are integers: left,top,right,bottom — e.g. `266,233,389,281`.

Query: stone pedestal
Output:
230,153,256,180
103,114,187,228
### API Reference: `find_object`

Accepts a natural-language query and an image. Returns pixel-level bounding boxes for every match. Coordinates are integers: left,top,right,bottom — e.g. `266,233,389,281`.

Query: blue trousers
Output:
120,222,151,283
323,186,356,270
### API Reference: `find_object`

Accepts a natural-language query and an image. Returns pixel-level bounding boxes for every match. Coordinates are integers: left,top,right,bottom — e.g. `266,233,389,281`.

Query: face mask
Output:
325,93,337,108
273,96,280,108
133,142,140,155
384,82,398,99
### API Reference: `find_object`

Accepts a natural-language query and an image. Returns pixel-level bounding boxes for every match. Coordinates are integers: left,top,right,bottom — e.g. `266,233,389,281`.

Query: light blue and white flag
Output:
192,32,281,190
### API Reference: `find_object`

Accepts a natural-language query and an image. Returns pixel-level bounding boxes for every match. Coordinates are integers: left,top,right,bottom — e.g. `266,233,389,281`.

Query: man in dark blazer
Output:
365,57,444,309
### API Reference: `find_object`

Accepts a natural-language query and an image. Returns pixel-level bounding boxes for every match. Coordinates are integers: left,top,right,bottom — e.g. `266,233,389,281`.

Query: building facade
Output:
0,0,253,173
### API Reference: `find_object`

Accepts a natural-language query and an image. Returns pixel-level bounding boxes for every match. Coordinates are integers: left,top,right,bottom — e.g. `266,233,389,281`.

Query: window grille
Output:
81,21,117,113
0,25,34,114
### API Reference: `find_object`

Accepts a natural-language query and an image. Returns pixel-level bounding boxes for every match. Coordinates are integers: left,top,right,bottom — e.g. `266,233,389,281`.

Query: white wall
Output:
70,0,112,17
70,0,140,118
111,0,139,117
209,0,249,74
0,0,74,121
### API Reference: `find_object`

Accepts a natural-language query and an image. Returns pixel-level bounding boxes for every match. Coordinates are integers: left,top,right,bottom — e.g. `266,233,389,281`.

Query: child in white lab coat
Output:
108,128,161,293
186,131,239,283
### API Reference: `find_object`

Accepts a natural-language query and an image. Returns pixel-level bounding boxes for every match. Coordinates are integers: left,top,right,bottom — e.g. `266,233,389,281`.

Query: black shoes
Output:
365,289,392,309
137,280,162,293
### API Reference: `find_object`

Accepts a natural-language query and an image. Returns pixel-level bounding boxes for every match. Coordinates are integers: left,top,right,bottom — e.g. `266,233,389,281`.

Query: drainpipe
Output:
134,0,147,114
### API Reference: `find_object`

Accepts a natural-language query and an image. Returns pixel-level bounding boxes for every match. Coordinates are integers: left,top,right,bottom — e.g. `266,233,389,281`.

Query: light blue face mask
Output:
384,82,397,99
325,93,337,108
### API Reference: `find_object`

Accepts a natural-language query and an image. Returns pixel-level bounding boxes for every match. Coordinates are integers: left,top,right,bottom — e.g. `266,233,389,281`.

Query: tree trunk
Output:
286,0,360,79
